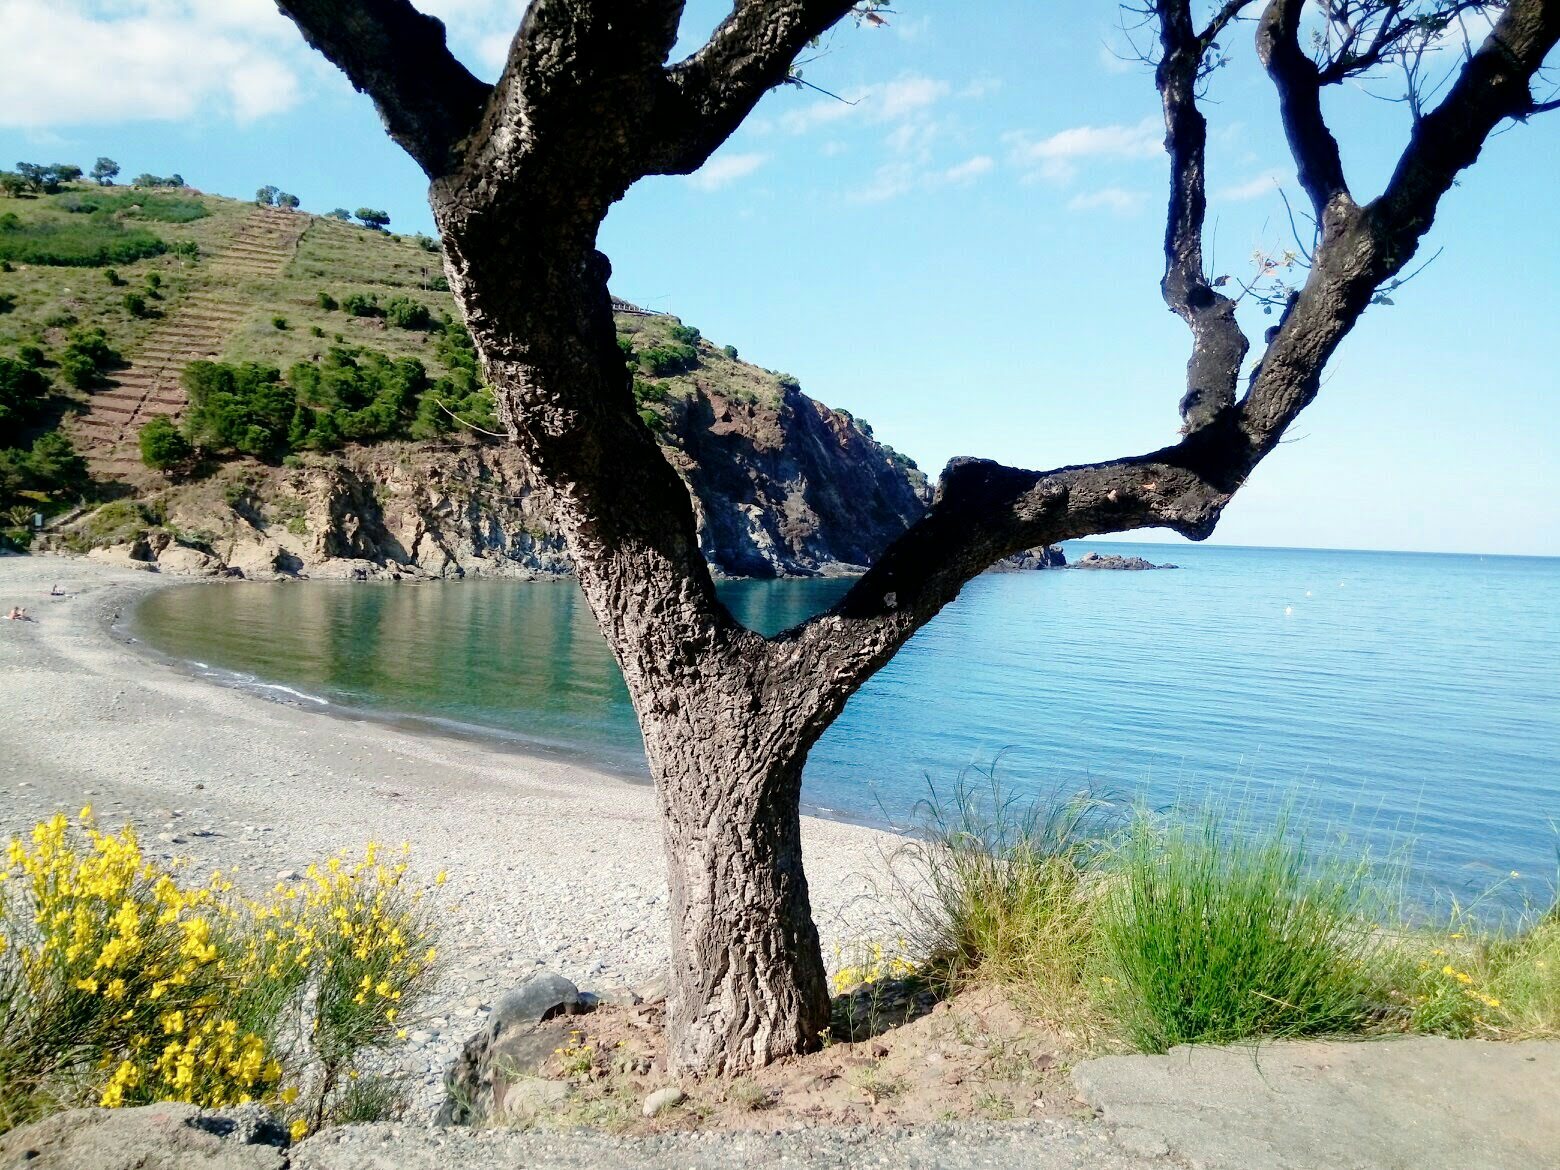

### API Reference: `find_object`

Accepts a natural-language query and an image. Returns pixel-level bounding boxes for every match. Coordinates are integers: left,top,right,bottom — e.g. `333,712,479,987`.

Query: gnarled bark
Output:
276,0,1560,1076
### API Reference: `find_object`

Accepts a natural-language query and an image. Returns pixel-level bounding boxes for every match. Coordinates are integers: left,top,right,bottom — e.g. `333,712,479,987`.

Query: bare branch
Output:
274,0,490,177
1373,0,1560,244
1257,0,1354,219
1155,0,1253,432
782,0,1560,737
651,0,862,175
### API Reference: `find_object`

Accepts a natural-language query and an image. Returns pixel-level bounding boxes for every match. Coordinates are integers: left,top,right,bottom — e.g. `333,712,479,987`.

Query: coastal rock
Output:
56,382,930,583
989,545,1067,572
0,1103,289,1170
438,970,590,1126
1069,552,1178,571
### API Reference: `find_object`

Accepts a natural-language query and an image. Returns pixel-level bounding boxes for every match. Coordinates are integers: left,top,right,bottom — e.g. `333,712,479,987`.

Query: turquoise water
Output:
132,542,1560,907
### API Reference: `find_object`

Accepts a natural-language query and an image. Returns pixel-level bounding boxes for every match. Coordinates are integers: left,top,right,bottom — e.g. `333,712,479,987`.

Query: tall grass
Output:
897,769,1114,1031
1099,809,1385,1052
902,778,1560,1053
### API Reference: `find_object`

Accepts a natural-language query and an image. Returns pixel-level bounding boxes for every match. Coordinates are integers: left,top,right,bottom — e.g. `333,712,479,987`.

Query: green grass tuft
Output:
1099,809,1384,1052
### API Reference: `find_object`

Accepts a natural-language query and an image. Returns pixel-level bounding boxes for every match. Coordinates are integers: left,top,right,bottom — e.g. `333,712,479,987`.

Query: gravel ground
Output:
0,553,908,1120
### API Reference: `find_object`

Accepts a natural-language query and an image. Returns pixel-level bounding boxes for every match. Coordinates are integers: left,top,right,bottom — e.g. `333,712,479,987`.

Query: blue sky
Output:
2,1,1556,555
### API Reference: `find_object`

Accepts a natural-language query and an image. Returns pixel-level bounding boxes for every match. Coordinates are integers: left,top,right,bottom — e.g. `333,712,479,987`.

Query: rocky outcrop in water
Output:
1069,552,1178,570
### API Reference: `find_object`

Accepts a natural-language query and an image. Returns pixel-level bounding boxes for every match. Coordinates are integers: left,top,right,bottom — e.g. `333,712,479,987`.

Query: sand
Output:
0,552,905,1112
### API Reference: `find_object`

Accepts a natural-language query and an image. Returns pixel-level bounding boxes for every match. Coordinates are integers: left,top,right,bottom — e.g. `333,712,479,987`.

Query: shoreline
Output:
0,551,907,1116
115,566,912,839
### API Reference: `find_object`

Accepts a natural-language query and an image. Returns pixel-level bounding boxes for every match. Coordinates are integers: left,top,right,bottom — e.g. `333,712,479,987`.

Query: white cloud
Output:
849,153,994,203
0,0,307,128
1067,186,1148,214
685,151,767,192
777,75,953,134
1216,171,1285,201
941,155,994,184
1007,116,1162,182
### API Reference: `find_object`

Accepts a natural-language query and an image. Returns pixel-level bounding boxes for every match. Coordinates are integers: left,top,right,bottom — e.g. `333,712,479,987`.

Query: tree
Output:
327,207,352,220
138,416,193,472
353,207,390,230
256,185,280,206
277,192,301,210
91,157,120,185
276,0,1560,1074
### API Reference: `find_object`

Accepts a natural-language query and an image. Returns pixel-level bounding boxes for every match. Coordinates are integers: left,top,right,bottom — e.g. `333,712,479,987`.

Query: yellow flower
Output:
289,1120,308,1142
280,1085,299,1104
74,977,100,994
434,871,447,886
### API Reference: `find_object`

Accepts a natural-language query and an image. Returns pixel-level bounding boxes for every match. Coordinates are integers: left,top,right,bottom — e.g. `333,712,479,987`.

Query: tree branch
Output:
1155,0,1253,433
782,0,1560,743
1257,0,1354,219
650,0,862,175
1373,0,1560,245
274,0,490,177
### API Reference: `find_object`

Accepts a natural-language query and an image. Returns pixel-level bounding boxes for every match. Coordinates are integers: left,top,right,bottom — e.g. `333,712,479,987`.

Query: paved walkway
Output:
4,1035,1556,1169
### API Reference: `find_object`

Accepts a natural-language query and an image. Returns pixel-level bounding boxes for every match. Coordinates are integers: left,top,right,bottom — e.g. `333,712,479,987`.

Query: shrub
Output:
327,208,352,221
138,416,193,471
103,268,123,286
0,811,441,1135
317,291,338,311
666,322,701,346
639,343,698,377
383,296,431,331
15,344,45,369
0,293,12,315
272,316,289,330
182,361,296,459
123,292,148,317
0,215,166,267
1100,808,1382,1052
310,326,325,338
341,292,380,318
0,358,50,428
58,328,119,389
145,272,161,290
722,344,738,360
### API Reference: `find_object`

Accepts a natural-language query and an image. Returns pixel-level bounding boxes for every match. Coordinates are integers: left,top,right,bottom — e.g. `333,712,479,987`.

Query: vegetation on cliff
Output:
0,177,922,571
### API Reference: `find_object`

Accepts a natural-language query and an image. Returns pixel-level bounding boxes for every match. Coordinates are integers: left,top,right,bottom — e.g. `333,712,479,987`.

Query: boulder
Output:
0,1103,289,1170
438,970,589,1126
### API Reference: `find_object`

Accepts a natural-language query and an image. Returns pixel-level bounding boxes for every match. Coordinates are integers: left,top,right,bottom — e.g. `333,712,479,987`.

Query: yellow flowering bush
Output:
0,810,441,1136
829,938,919,996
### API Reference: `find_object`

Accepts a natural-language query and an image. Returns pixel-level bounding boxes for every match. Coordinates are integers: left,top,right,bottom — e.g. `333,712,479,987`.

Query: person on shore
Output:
6,606,31,621
49,584,64,596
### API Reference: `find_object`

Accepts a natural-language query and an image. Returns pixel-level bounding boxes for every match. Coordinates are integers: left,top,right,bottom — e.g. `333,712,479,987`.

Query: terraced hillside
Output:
1,183,928,578
72,207,310,477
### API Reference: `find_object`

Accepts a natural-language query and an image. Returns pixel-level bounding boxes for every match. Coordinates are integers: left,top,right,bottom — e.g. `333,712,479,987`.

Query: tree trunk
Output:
649,728,831,1074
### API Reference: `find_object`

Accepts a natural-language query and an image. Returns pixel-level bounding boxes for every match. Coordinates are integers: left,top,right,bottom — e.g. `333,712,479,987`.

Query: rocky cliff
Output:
64,383,932,581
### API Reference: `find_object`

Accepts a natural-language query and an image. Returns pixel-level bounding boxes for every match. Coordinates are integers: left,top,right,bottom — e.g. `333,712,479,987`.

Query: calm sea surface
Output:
132,542,1560,909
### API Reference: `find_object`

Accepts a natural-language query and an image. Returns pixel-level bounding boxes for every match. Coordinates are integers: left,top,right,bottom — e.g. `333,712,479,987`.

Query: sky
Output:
1,1,1556,556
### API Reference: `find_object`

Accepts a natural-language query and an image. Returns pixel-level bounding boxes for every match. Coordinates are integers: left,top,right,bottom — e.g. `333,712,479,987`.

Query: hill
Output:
0,181,927,578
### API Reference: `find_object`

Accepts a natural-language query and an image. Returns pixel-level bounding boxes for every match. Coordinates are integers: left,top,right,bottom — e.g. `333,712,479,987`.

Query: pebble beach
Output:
0,553,904,1117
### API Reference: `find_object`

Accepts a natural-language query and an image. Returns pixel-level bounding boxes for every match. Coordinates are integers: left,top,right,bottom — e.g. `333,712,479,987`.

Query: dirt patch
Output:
483,985,1091,1133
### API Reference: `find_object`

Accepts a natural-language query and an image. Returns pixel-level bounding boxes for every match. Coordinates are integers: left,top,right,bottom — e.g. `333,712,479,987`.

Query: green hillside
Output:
0,178,827,550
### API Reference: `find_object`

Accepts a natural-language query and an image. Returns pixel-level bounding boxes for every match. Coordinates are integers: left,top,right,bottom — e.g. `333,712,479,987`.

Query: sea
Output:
131,541,1560,914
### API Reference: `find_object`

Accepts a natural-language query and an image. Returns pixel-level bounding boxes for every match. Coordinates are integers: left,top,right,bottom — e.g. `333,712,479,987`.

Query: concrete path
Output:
1073,1035,1560,1170
4,1032,1557,1169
